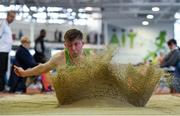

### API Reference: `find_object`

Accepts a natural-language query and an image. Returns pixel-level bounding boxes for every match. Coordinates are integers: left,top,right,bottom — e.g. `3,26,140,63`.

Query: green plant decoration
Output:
144,31,167,62
155,31,166,50
128,29,137,48
121,29,126,47
110,28,119,44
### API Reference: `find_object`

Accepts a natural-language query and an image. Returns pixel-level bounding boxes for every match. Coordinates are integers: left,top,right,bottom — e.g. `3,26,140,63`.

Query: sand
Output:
0,93,180,115
53,63,162,107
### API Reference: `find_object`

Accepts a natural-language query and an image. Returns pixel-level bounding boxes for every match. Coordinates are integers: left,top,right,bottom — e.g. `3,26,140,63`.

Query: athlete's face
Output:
65,38,84,58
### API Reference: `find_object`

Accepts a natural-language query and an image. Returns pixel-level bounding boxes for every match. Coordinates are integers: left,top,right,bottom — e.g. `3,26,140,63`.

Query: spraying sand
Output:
52,50,163,107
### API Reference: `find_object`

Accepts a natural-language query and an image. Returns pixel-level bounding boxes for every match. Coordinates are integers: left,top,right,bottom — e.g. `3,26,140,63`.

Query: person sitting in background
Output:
9,36,37,93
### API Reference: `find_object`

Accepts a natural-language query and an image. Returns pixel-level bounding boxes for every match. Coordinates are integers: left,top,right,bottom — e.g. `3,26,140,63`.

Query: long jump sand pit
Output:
0,93,180,115
1,50,179,115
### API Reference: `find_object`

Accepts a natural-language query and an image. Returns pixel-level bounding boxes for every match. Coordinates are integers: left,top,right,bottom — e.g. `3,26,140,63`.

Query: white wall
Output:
107,22,174,64
174,20,180,47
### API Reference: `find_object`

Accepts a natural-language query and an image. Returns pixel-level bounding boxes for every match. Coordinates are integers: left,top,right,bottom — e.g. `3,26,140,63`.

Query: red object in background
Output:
41,73,52,92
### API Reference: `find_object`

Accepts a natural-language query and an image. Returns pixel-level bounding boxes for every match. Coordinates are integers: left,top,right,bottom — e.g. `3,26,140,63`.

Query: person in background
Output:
160,39,180,68
34,29,54,92
34,29,47,63
0,10,16,92
9,36,37,93
161,39,180,93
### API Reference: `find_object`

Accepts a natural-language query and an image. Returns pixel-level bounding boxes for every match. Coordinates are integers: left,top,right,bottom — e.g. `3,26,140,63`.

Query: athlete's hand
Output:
14,65,26,77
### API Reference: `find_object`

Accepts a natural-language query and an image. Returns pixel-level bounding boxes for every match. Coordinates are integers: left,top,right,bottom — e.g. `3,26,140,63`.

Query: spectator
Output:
34,29,46,63
9,36,37,93
160,39,180,68
161,39,180,93
0,10,16,92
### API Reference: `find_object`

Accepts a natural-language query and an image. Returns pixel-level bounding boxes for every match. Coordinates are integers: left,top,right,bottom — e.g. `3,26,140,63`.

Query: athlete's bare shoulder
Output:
49,50,66,66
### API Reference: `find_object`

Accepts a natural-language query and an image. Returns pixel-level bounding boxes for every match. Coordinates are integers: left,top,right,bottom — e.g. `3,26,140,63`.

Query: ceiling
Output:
1,0,180,25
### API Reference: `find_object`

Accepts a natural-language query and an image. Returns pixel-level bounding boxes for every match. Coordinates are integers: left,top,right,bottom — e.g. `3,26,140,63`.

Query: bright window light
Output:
9,5,15,10
91,13,102,19
68,15,75,20
68,21,73,25
0,5,7,11
0,5,11,11
48,19,66,24
16,16,22,20
24,15,32,22
59,13,68,18
23,5,29,12
33,12,47,19
9,5,21,11
142,21,149,25
38,7,46,12
36,19,47,23
78,13,89,19
174,21,180,47
14,5,21,11
85,7,93,11
71,12,76,16
30,6,37,11
74,19,87,25
174,12,180,19
15,13,22,20
48,13,60,18
146,14,154,19
0,13,7,19
67,8,73,12
29,49,35,55
23,13,29,18
152,7,160,12
10,50,16,57
78,8,85,12
47,7,63,12
6,6,11,11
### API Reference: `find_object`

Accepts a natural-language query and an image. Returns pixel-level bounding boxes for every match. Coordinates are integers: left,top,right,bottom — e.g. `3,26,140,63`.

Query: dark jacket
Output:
9,45,37,93
160,49,180,67
16,45,37,69
34,36,46,63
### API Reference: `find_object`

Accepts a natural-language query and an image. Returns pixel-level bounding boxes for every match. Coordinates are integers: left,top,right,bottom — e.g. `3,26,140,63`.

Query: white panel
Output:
174,20,180,47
